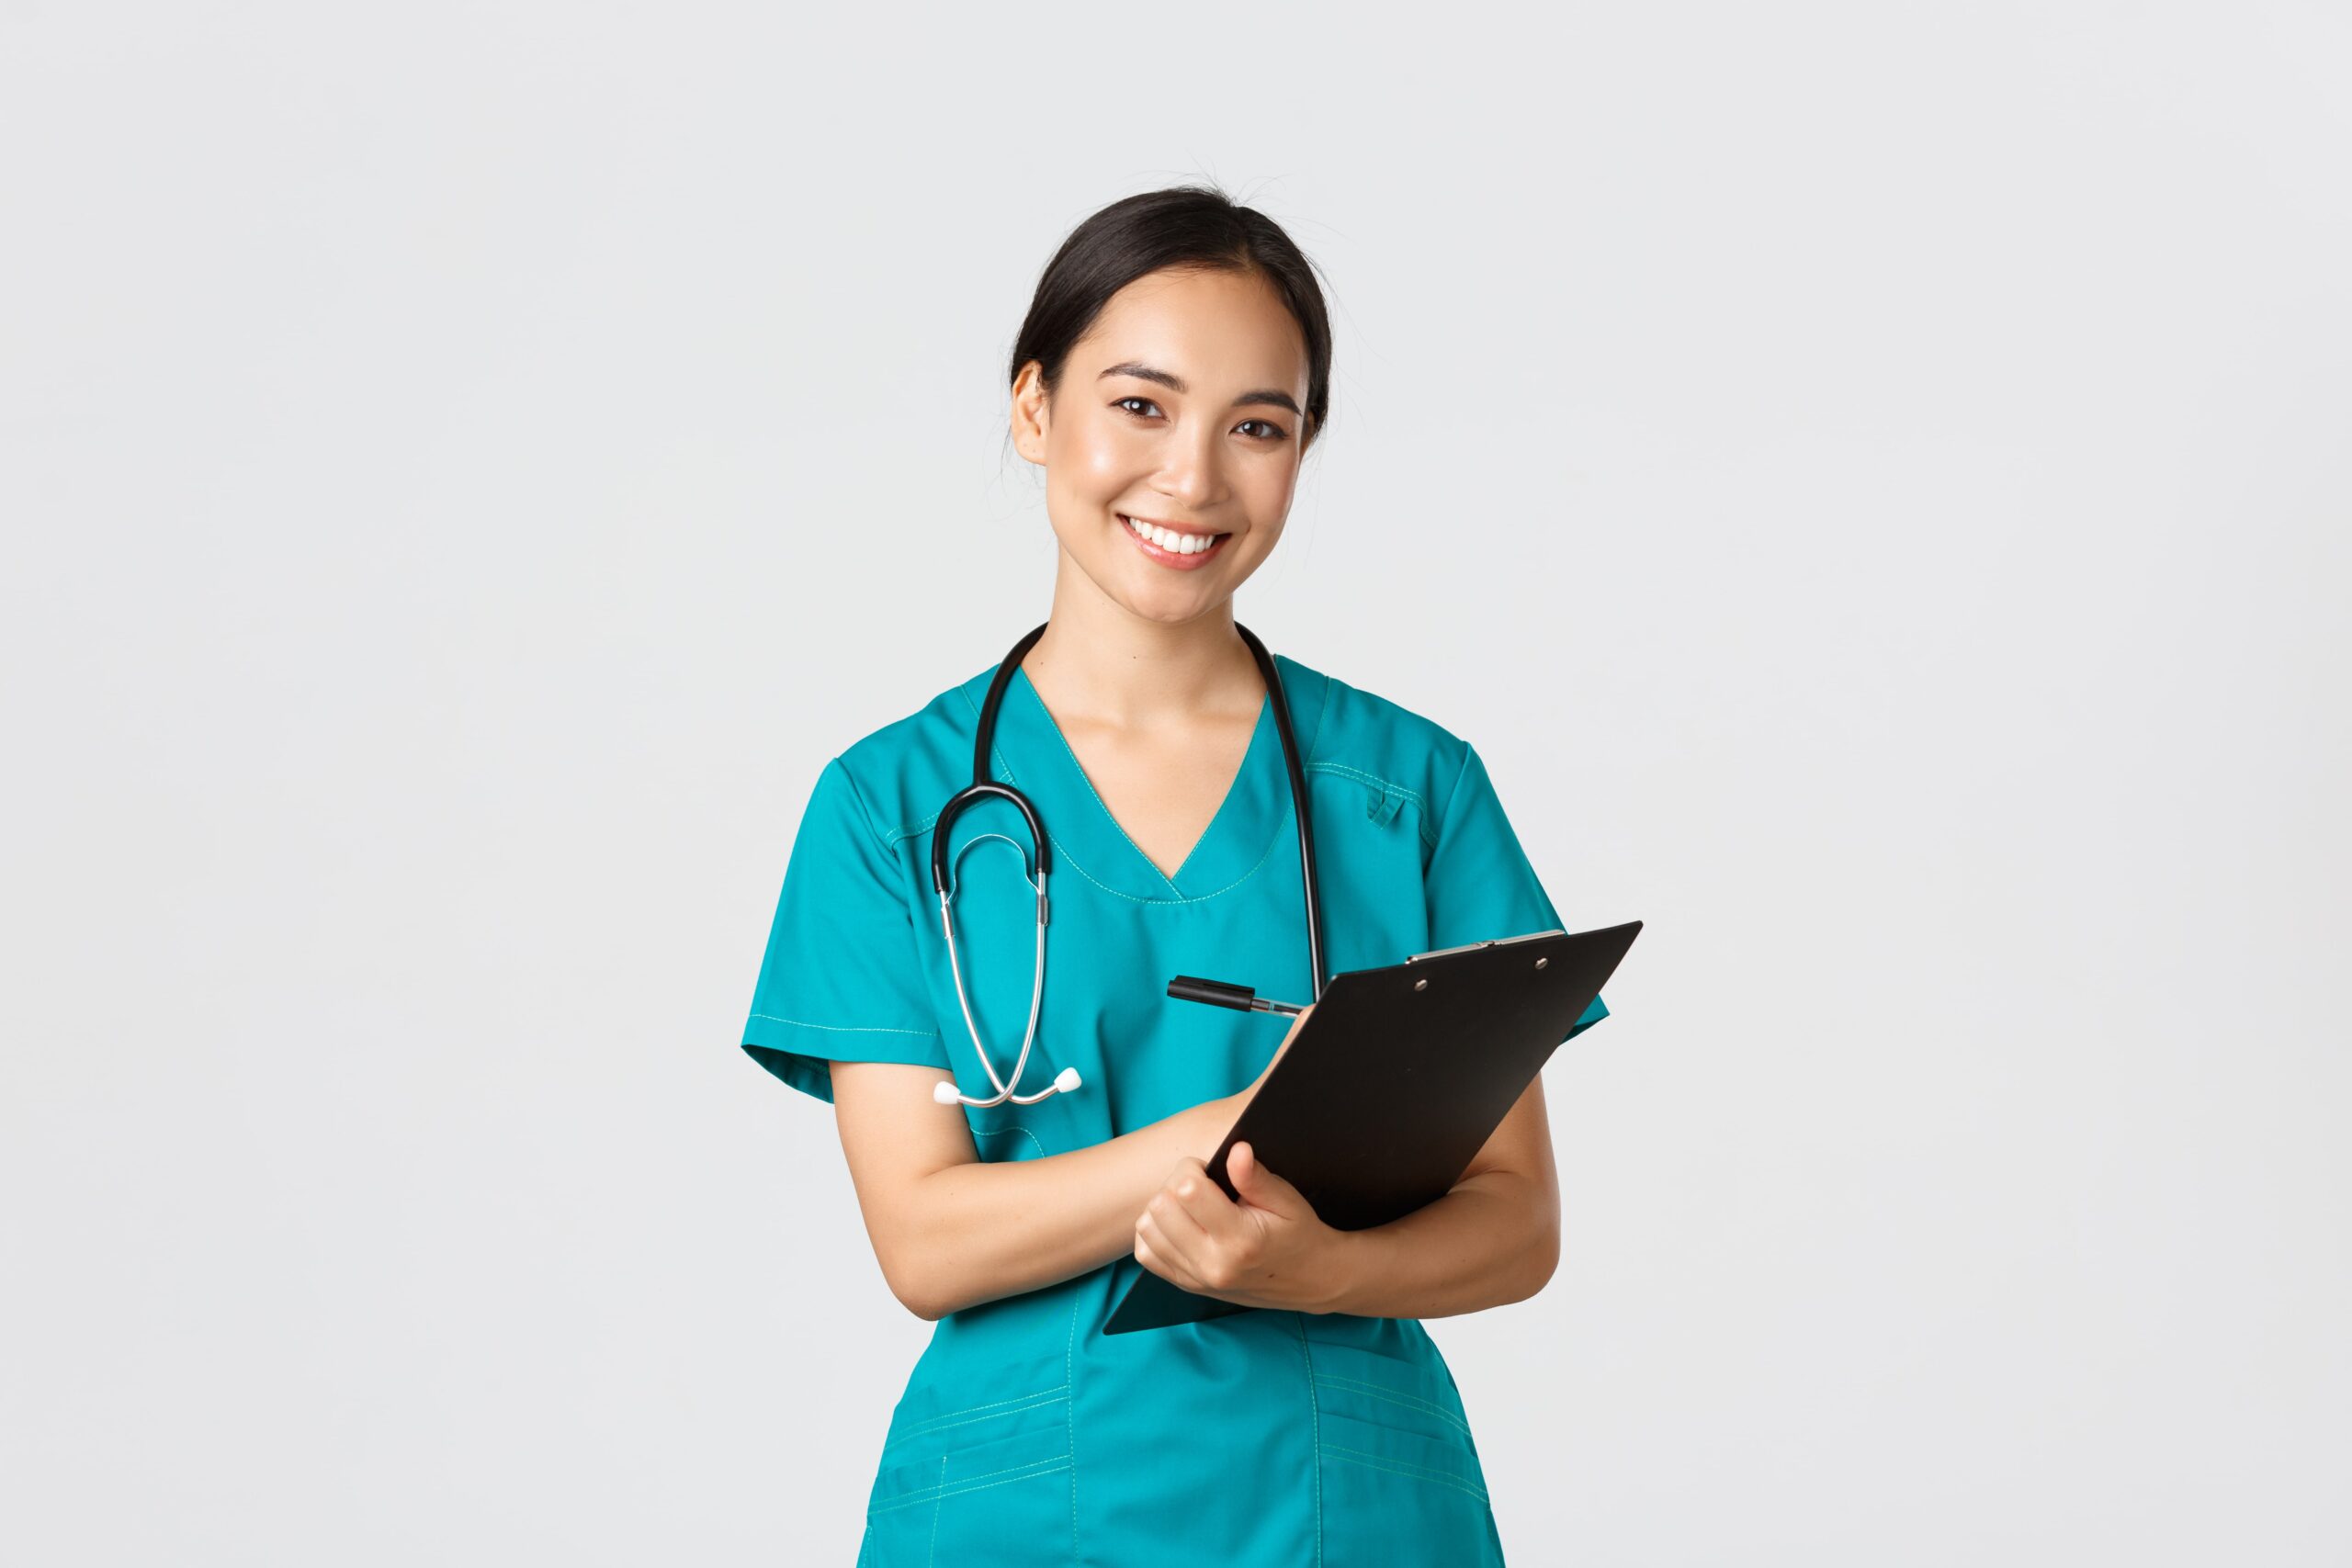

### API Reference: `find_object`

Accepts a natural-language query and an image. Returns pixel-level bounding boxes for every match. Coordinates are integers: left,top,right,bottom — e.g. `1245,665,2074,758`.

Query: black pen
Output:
1165,976,1307,1017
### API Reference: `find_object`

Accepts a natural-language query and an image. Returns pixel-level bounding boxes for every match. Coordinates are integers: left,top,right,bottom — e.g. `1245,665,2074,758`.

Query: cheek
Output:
1225,467,1296,553
1047,418,1146,495
1242,462,1300,519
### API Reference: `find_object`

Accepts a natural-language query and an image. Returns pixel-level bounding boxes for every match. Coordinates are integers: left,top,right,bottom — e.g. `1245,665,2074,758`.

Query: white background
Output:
5,4,2346,1562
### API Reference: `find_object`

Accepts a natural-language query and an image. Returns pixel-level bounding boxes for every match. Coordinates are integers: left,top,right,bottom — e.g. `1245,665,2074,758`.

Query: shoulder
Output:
820,661,998,852
1277,653,1480,842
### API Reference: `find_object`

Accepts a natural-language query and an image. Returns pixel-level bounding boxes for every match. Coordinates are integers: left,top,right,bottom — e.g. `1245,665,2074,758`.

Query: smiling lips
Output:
1119,513,1230,570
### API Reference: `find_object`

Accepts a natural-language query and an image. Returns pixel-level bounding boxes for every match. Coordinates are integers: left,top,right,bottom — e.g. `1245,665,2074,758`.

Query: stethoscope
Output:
928,620,1327,1107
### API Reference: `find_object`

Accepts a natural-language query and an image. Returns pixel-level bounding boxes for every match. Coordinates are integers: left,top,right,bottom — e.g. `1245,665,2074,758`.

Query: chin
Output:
1136,570,1242,620
1110,585,1214,625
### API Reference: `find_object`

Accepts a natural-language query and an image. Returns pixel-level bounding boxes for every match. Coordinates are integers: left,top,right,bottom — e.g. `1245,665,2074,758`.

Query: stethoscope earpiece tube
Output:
928,619,1324,1108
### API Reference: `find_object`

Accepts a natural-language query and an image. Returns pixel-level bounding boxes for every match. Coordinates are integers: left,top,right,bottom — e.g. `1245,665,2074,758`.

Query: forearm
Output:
900,1095,1238,1319
1320,1169,1560,1319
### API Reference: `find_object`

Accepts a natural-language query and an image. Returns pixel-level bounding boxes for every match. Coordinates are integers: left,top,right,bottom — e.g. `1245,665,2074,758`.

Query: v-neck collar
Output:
956,651,1327,904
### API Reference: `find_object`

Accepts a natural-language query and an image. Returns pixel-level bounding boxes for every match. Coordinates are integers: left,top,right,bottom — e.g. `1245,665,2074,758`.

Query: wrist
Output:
1187,1095,1239,1160
1309,1224,1366,1315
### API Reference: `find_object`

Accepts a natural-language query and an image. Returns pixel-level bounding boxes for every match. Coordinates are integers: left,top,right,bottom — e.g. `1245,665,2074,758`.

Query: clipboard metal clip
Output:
1403,928,1567,964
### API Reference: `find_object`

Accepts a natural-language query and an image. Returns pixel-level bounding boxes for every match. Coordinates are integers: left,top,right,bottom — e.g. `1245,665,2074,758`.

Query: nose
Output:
1154,421,1225,512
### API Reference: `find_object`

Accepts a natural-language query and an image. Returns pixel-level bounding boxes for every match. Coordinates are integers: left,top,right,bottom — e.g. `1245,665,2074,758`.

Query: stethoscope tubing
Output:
1239,619,1325,1007
927,619,1323,1109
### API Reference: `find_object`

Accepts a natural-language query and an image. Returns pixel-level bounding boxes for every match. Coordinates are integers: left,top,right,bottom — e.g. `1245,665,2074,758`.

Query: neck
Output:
1021,546,1264,728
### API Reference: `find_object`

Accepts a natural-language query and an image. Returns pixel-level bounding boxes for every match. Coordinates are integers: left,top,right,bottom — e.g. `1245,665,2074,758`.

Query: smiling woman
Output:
739,184,1608,1567
1012,247,1319,607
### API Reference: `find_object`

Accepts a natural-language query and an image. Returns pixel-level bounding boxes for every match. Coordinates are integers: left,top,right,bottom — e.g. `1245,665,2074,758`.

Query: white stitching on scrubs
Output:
891,1383,1069,1434
970,1124,1046,1161
1303,760,1430,814
746,1013,937,1037
1309,1371,1475,1435
1321,1445,1488,1503
925,1455,944,1567
859,683,1300,908
1024,685,1187,897
884,1388,1069,1449
870,1455,1075,1513
1066,1285,1080,1562
1305,761,1438,851
1293,1315,1325,1568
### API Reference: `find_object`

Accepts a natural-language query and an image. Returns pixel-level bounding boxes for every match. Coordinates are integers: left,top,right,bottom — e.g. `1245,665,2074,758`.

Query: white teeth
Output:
1125,514,1219,555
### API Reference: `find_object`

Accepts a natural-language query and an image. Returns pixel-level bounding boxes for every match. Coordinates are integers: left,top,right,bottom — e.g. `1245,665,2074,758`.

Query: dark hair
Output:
1008,184,1334,451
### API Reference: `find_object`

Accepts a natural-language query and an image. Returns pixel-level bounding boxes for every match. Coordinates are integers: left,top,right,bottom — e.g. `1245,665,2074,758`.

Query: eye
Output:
1114,396,1163,419
1237,419,1289,442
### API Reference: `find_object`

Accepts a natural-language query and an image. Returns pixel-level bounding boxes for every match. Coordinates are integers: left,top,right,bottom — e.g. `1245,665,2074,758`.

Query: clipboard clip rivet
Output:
1534,957,1548,969
1413,977,1429,991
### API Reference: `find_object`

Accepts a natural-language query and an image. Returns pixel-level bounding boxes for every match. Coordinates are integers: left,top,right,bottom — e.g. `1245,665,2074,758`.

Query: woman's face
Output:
1012,265,1311,626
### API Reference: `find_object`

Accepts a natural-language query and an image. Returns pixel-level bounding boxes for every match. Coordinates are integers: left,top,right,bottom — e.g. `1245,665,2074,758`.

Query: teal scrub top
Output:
741,653,1608,1567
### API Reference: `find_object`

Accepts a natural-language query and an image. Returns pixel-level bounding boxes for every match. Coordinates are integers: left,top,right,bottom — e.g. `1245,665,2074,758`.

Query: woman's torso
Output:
843,652,1514,1566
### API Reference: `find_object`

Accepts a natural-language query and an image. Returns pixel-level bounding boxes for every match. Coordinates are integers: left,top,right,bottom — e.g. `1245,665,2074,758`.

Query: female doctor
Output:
740,185,1609,1566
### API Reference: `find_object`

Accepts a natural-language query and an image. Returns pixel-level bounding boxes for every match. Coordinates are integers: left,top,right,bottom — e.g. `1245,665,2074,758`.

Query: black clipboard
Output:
1102,919,1643,1335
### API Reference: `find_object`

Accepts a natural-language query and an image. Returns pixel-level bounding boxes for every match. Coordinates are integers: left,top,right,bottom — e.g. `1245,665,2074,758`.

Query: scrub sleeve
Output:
1427,744,1610,1041
741,756,952,1103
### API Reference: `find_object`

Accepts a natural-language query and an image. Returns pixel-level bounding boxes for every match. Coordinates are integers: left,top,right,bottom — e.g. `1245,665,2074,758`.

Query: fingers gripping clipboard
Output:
1102,920,1643,1335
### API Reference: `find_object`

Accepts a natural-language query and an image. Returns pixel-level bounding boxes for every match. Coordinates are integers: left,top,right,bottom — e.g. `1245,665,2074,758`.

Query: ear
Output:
1010,361,1050,464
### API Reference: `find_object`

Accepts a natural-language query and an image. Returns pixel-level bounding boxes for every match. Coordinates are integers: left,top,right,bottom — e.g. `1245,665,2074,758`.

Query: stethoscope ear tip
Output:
1053,1066,1082,1094
932,1079,963,1105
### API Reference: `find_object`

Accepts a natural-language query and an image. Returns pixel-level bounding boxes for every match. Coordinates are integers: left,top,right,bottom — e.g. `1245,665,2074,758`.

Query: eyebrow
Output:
1097,360,1303,417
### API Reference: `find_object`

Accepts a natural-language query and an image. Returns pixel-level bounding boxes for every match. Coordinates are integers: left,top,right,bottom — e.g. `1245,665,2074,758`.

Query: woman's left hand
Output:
1133,1142,1353,1313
